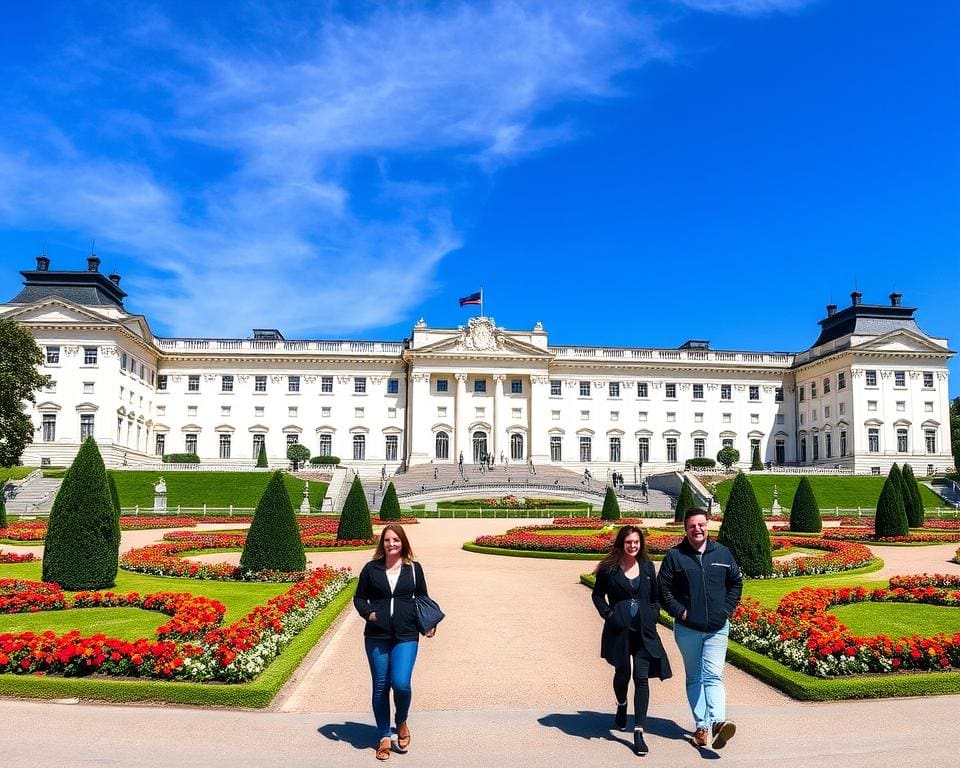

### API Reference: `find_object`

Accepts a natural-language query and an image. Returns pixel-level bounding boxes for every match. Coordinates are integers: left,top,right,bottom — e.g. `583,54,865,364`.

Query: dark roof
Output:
9,268,127,307
810,302,921,348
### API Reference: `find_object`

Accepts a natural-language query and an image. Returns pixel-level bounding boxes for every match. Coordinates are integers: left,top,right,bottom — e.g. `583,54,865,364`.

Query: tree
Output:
337,475,373,541
889,463,909,525
875,466,909,538
239,470,306,573
256,443,268,468
716,446,740,471
379,481,401,521
601,486,621,521
0,483,7,529
286,443,311,471
673,477,696,523
750,444,764,471
0,319,51,467
789,476,822,533
717,472,772,577
42,437,119,590
901,463,924,527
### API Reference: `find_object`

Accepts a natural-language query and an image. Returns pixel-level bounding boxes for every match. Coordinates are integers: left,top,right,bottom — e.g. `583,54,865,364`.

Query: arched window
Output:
436,431,449,460
510,433,524,461
353,434,366,460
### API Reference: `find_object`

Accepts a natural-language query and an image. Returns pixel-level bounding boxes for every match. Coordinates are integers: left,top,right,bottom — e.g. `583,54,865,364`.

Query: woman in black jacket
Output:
592,525,672,756
354,524,436,761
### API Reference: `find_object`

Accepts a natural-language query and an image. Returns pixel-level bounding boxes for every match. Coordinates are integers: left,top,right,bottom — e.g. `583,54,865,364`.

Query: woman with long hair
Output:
592,525,672,756
354,524,436,761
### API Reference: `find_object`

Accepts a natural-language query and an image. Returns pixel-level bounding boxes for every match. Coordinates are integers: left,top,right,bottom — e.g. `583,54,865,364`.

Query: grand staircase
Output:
3,473,62,516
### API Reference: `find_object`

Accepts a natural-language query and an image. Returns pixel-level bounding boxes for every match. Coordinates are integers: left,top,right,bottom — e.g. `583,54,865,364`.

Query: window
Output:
255,375,267,392
387,407,397,419
865,370,877,387
185,433,198,454
318,434,332,456
838,372,846,390
609,436,621,462
155,434,165,456
637,382,648,398
46,346,60,364
722,438,734,448
437,406,447,418
512,407,522,419
868,428,879,453
775,439,785,464
825,432,832,458
800,437,807,463
221,406,232,417
157,375,168,391
894,371,906,387
840,430,847,456
666,412,676,422
751,438,761,459
120,352,127,370
321,376,333,393
823,377,831,394
811,382,817,399
139,363,145,379
693,437,705,459
610,411,619,422
551,410,560,420
925,401,934,412
550,436,562,462
867,400,877,411
221,375,234,392
751,413,760,424
187,405,198,417
83,347,98,365
800,413,805,425
723,413,732,423
839,402,846,415
474,379,487,393
550,380,562,396
925,429,937,453
579,381,591,397
580,410,590,421
476,407,486,418
252,434,265,458
387,379,399,394
720,384,731,401
923,372,934,388
511,433,524,460
353,434,366,460
355,407,364,418
608,382,620,398
41,414,56,442
288,375,300,393
579,436,592,462
354,377,366,393
749,385,760,401
692,384,704,400
385,435,398,461
638,411,647,422
83,382,94,394
511,379,523,394
638,438,649,462
824,406,830,418
775,387,783,402
435,431,449,460
799,386,805,402
219,434,231,459
896,401,905,412
812,434,819,460
188,375,200,392
897,428,908,453
776,413,785,424
436,379,449,393
321,406,331,418
288,406,298,418
666,437,677,463
694,412,703,423
665,383,676,399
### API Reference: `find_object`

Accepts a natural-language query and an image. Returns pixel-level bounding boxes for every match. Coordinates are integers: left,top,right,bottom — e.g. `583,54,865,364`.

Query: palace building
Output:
1,256,954,477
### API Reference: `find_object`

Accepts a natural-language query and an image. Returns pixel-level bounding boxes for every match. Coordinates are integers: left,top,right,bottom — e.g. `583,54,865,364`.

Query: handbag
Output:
411,562,444,635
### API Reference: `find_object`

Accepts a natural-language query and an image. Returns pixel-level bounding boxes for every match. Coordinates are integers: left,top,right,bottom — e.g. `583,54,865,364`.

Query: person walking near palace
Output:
354,525,437,760
657,508,742,751
592,525,672,756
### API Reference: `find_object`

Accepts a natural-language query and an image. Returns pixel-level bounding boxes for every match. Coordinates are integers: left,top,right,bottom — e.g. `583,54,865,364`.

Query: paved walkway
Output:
1,519,959,767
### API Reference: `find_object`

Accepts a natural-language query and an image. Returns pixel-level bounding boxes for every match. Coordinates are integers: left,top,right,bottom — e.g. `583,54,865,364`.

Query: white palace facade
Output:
2,256,955,477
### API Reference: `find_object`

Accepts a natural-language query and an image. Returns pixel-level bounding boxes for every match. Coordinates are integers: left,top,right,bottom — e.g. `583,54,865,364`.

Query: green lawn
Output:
0,467,37,484
714,474,946,511
108,471,327,510
830,602,960,637
0,607,163,639
741,570,886,609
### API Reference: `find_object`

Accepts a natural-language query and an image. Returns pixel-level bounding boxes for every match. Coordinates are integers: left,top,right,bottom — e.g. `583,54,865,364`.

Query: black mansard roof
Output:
810,292,924,349
9,256,127,307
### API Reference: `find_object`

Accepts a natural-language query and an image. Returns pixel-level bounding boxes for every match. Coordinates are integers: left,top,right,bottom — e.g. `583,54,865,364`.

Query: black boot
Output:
633,730,648,756
615,703,627,730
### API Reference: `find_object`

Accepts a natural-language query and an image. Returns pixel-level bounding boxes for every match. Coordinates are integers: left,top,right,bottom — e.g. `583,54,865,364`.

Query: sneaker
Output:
692,728,709,747
711,720,736,750
615,703,628,730
633,731,649,756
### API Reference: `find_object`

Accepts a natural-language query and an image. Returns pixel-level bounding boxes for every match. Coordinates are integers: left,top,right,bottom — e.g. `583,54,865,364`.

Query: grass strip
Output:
463,541,665,561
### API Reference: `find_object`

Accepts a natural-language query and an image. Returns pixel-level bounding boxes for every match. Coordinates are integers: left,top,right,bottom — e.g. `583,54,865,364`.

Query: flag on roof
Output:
458,291,482,307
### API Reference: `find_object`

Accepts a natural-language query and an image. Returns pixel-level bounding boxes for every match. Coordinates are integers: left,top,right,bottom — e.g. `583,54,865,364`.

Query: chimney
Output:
109,273,121,286
36,255,50,271
850,290,862,306
889,292,902,307
826,304,837,317
87,255,101,272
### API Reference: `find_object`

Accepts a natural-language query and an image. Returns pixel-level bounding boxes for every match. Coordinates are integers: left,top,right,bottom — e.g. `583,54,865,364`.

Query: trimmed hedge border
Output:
462,541,629,561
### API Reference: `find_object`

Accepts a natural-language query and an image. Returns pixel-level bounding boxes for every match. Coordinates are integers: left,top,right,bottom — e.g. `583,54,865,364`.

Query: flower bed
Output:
730,575,960,677
442,496,589,509
0,550,36,564
0,580,66,613
0,522,47,542
119,517,199,530
0,565,351,681
821,528,960,543
767,537,875,577
371,517,419,525
922,519,960,530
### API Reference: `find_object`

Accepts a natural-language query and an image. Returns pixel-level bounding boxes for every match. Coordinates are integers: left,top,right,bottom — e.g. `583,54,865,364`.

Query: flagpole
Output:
480,286,484,317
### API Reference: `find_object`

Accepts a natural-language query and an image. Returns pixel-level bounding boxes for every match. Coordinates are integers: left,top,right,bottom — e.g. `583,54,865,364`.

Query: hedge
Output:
162,453,200,464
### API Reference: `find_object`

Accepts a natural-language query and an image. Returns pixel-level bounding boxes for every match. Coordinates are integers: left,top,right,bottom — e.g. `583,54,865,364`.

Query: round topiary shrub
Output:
240,470,306,572
717,472,772,577
379,481,401,521
600,486,621,521
875,466,909,538
674,477,695,523
310,455,342,466
42,437,120,590
337,475,373,540
789,476,822,533
716,446,740,471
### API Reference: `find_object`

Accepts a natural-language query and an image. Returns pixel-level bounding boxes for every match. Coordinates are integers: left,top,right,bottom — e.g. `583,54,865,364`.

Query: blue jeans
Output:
364,638,419,740
673,621,729,730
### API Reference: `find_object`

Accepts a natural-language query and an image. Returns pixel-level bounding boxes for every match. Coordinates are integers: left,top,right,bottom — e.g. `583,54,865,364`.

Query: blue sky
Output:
1,1,957,393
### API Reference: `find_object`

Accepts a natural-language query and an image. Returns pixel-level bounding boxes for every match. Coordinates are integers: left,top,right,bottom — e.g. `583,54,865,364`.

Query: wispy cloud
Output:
673,0,813,15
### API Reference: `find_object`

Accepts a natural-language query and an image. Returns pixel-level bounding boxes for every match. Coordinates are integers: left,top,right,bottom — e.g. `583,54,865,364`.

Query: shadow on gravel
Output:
317,721,380,751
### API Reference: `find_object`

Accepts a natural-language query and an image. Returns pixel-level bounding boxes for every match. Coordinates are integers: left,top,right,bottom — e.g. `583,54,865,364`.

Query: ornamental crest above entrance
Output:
456,317,503,352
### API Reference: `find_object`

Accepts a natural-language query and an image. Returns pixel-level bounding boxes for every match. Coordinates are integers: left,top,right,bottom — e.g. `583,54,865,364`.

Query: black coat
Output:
591,559,672,680
353,558,429,641
657,538,743,632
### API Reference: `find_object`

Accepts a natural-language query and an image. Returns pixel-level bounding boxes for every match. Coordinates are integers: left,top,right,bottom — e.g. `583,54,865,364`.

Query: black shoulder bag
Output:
411,562,444,635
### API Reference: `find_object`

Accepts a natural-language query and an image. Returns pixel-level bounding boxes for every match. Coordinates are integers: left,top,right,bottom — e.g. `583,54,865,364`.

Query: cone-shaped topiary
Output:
106,472,122,549
379,481,401,521
42,438,119,589
875,468,909,538
601,486,621,521
674,477,696,523
901,464,925,527
889,463,909,527
750,445,763,471
789,476,822,533
239,470,306,572
0,483,7,529
337,475,373,541
256,443,268,468
717,472,772,577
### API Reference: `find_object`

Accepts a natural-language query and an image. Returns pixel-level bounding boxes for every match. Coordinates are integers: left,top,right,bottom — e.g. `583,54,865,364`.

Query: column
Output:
454,373,469,463
493,374,506,463
408,372,432,465
528,374,551,465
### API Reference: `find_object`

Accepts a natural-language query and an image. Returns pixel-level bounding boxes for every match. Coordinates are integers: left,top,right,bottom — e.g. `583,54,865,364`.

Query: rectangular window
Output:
187,405,198,417
751,413,760,424
666,412,676,422
188,375,200,392
157,375,168,391
776,413,785,424
436,379,449,393
812,435,819,460
579,381,591,397
355,407,364,418
865,370,877,387
825,432,832,458
252,406,263,418
799,386,805,402
288,406,298,418
722,438,734,449
580,410,589,421
550,436,562,462
923,372,934,388
120,352,128,370
255,375,267,392
83,347,98,365
320,376,333,393
609,437,621,462
896,400,905,412
512,407,522,419
720,384,731,401
608,381,619,398
221,375,234,392
46,346,60,364
693,437,705,459
552,410,560,420
823,377,831,394
437,406,447,418
839,402,846,415
353,434,366,461
288,375,300,393
666,438,677,463
318,434,332,456
894,371,906,387
511,379,523,394
897,428,908,453
610,411,619,422
387,379,399,394
321,406,331,418
579,436,592,462
723,413,731,423
219,434,231,459
638,411,647,422
155,434,165,456
800,413,805,425
840,430,847,456
354,377,366,393
41,413,56,442
474,379,486,393
694,412,703,423
637,382,648,398
83,381,94,394
286,434,298,447
868,428,879,453
800,437,807,463
387,407,396,418
775,387,783,402
692,384,704,400
925,429,937,453
924,401,934,412
221,406,231,417
838,372,846,390
811,382,817,399
868,400,877,411
665,383,676,399
550,380,562,396
185,433,198,454
638,438,649,462
749,385,760,401
385,435,398,461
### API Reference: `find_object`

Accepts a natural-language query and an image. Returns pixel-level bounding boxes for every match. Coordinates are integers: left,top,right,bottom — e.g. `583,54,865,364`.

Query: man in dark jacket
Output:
658,507,742,751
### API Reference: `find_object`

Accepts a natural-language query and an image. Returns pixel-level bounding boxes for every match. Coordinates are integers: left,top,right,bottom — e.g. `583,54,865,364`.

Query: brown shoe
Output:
376,737,391,761
396,722,410,752
693,728,709,747
711,720,736,750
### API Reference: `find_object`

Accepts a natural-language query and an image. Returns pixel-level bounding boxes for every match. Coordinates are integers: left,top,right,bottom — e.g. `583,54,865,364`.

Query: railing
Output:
760,506,960,518
114,463,268,472
550,346,794,366
155,338,404,355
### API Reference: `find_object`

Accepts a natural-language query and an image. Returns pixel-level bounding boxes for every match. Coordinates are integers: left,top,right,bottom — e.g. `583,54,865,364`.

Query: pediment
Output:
409,318,552,360
852,329,950,354
1,298,114,326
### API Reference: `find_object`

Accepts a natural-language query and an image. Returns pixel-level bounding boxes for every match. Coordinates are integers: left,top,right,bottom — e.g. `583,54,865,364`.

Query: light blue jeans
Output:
673,620,729,730
364,638,419,740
